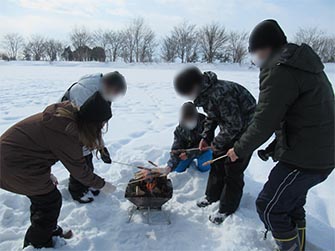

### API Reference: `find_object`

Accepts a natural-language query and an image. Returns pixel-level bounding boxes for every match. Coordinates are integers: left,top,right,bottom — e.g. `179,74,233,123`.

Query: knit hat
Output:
174,66,203,96
102,71,127,95
248,19,287,52
181,102,198,119
78,92,112,122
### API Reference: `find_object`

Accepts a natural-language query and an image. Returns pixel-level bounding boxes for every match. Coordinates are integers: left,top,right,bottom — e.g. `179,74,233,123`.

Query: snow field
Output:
0,61,334,251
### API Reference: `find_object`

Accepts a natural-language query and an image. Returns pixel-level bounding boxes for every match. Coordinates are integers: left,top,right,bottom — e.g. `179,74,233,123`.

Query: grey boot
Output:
273,229,300,251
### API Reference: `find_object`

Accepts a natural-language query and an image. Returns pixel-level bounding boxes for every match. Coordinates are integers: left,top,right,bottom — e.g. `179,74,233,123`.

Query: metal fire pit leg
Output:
127,205,137,223
147,207,171,225
127,206,171,225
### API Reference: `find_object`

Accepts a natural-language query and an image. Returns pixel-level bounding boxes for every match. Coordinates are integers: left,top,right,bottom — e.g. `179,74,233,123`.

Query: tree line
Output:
1,17,334,63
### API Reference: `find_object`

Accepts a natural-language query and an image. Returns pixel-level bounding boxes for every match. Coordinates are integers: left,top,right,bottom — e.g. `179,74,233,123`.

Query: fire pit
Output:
125,176,173,224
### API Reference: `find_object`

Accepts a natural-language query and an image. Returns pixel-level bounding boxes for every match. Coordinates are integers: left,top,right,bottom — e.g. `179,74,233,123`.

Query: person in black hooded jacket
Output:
174,67,256,225
226,20,334,251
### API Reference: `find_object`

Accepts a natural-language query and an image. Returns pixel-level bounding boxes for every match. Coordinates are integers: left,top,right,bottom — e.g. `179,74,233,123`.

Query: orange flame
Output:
146,179,157,193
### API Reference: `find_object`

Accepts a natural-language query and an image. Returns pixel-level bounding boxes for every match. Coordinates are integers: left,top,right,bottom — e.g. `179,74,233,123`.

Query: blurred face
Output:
181,115,198,130
186,85,200,100
251,47,272,67
102,82,124,102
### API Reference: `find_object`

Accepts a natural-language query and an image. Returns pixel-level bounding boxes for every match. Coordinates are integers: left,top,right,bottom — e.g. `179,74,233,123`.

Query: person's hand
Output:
100,147,112,164
50,173,58,186
227,148,239,162
199,139,209,151
179,152,188,160
101,181,117,194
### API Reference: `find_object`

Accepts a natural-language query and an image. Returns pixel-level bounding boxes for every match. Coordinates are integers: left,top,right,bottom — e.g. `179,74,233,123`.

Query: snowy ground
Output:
0,61,334,251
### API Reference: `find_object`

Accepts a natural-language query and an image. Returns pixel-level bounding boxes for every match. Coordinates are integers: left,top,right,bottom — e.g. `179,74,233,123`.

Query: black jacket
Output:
235,43,335,170
194,72,256,151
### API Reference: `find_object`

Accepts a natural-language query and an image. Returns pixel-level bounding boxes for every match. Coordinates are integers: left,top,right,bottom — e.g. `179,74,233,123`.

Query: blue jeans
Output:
174,150,212,173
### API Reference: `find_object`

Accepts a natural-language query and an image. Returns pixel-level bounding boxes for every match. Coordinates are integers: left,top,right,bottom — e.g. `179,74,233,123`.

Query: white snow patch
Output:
0,62,334,251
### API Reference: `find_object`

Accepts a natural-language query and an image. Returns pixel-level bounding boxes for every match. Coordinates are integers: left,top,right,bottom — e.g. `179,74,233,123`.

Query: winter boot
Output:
74,192,94,204
52,225,63,237
197,197,212,208
209,212,228,225
296,220,306,251
89,188,100,196
273,229,300,251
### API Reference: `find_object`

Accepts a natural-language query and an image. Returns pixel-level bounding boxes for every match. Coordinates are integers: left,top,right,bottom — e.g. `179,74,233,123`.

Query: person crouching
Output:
166,102,212,173
0,92,116,249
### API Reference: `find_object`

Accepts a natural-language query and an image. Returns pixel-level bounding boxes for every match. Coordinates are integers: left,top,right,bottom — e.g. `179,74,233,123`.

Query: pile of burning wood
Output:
123,161,173,209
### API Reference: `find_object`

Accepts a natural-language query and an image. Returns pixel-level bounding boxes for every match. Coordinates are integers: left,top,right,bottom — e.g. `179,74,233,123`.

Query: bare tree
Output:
120,17,156,63
170,22,198,63
105,30,123,62
227,31,248,64
322,36,335,62
2,33,24,60
199,23,228,63
161,36,178,62
25,35,46,61
92,29,109,50
294,27,325,54
70,26,92,49
44,39,63,61
294,27,335,62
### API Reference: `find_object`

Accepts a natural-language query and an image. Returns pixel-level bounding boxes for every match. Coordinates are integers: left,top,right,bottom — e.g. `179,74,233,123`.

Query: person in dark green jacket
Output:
226,19,334,251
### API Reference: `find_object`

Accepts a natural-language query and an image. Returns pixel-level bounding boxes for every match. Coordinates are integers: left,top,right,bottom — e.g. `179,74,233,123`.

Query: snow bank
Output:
0,62,334,251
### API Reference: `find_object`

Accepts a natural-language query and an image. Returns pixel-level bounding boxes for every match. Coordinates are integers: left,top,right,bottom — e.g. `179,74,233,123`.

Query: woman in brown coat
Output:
0,92,116,248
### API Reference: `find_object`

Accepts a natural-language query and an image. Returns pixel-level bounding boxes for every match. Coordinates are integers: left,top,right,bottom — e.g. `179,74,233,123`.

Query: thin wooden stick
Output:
170,146,212,154
113,161,152,171
148,160,159,167
128,174,167,185
202,154,228,166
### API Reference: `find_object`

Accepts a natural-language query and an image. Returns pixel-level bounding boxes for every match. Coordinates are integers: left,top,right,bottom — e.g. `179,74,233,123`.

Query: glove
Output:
101,181,116,194
100,147,112,164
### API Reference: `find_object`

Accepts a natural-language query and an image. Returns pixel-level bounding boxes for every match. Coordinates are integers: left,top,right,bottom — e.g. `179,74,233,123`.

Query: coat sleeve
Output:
167,127,186,170
52,139,105,189
234,66,299,157
201,116,218,144
211,94,245,151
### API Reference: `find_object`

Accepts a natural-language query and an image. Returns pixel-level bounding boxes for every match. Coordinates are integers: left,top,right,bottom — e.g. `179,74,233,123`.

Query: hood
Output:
42,102,78,137
267,43,324,74
194,71,218,106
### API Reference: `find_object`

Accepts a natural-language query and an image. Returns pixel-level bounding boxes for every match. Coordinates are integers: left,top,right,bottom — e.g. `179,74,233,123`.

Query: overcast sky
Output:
0,0,334,42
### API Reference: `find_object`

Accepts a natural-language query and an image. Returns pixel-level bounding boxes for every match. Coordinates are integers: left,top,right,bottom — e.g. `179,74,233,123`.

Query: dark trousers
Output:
205,153,252,214
256,161,332,236
68,154,94,199
24,188,62,248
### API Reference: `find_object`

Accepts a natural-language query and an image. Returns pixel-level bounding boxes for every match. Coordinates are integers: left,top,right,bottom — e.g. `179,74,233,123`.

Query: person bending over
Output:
61,71,126,203
0,92,116,248
174,67,256,224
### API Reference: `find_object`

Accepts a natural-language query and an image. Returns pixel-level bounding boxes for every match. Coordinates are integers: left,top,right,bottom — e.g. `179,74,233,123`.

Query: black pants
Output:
256,161,332,236
24,188,62,248
205,153,252,214
68,154,94,199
